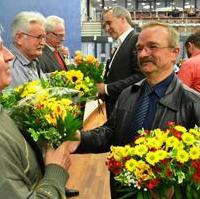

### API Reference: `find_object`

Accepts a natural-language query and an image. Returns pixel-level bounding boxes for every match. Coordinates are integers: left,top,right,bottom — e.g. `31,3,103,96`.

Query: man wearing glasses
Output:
38,15,69,73
9,11,46,88
67,22,200,199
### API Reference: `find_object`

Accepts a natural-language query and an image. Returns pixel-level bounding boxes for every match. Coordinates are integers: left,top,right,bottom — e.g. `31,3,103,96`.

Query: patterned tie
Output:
133,83,153,133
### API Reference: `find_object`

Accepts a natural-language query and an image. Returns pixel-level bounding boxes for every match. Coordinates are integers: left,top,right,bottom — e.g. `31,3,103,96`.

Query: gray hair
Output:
102,6,133,26
141,21,180,48
45,16,65,32
11,11,46,40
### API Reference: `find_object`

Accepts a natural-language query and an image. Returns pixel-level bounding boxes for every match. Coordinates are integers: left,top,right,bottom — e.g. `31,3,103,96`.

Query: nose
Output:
138,47,151,58
40,38,46,45
104,24,109,32
3,47,14,62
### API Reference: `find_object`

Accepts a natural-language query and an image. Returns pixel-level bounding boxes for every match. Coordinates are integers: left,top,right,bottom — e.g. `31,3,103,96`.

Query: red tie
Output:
54,50,67,71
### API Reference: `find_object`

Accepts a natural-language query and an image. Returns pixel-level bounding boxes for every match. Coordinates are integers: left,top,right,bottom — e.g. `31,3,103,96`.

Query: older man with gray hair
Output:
39,15,69,73
9,11,46,88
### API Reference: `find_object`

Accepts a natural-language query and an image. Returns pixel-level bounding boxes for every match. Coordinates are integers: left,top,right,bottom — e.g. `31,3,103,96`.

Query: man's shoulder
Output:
180,82,200,102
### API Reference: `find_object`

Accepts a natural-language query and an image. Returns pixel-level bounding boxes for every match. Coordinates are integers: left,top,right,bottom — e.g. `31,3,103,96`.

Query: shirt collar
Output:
152,72,175,98
10,44,32,66
118,28,134,44
46,44,56,52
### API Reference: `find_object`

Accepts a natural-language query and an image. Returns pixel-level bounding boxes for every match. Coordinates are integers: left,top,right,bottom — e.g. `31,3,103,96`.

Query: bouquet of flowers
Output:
68,50,104,83
106,122,200,199
1,80,82,148
46,70,97,101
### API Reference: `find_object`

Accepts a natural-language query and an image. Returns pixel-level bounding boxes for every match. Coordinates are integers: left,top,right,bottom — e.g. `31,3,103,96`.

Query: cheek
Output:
0,69,11,88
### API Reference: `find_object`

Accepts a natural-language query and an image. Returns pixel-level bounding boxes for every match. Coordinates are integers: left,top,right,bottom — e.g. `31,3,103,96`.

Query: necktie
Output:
133,83,153,133
54,50,67,71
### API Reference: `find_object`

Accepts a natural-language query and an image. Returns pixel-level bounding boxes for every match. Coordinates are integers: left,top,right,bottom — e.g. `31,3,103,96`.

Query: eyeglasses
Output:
49,32,65,39
21,32,46,40
136,45,173,54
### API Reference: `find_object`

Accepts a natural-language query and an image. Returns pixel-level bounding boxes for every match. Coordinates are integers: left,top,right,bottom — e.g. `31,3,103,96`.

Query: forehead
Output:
103,10,115,21
28,22,45,32
54,23,65,32
138,26,168,45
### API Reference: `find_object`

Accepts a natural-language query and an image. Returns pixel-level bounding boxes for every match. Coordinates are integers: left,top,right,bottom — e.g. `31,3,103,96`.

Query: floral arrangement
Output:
106,122,200,199
1,81,82,148
0,80,43,109
46,70,97,101
68,50,104,83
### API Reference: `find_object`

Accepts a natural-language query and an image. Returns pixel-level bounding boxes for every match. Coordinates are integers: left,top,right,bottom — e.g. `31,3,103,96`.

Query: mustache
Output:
139,58,156,65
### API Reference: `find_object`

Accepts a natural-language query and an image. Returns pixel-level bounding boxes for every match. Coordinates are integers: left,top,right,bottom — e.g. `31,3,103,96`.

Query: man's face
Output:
103,10,124,40
137,26,179,77
0,37,14,89
16,23,46,60
46,23,65,49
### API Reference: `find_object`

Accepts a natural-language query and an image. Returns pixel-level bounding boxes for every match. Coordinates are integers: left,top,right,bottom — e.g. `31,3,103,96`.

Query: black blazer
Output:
38,45,67,73
103,30,144,117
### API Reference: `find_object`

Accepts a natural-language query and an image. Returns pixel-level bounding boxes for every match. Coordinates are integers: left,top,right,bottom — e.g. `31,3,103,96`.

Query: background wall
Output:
0,0,81,57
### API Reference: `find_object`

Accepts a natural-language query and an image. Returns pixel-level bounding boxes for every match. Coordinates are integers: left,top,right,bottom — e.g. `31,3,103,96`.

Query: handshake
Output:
44,131,81,173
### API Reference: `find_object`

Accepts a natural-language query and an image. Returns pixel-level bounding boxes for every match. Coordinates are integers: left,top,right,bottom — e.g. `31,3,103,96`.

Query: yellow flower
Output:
74,50,82,56
166,136,180,148
174,125,187,133
176,149,189,163
125,158,137,172
111,146,125,161
85,55,97,65
74,54,83,65
135,137,146,144
66,70,84,84
182,132,195,146
60,98,72,106
156,150,168,160
146,137,162,149
45,113,57,126
189,147,200,160
134,144,148,157
75,83,90,96
145,151,159,166
189,128,200,138
135,160,153,181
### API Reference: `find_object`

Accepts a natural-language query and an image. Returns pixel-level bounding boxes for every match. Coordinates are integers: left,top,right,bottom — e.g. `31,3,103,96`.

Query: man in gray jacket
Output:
67,22,200,199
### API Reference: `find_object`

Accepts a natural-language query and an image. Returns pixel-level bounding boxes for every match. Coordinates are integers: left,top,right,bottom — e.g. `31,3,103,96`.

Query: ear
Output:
15,32,24,46
171,47,180,62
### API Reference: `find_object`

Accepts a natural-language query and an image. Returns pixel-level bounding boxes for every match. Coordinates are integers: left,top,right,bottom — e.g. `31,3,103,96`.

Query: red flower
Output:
192,172,200,182
167,121,175,127
171,128,182,139
147,179,159,190
161,159,169,165
192,160,200,169
166,167,173,177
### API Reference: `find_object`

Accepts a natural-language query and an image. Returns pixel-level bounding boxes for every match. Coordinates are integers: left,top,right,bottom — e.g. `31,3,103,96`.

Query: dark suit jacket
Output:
103,30,144,118
38,45,67,73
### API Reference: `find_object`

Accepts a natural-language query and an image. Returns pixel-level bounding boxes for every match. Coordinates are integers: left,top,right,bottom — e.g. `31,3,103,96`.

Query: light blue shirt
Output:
9,44,45,88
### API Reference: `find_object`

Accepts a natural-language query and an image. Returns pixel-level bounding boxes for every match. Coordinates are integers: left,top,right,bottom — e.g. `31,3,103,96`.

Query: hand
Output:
65,131,81,153
151,186,174,199
96,83,106,95
45,142,71,172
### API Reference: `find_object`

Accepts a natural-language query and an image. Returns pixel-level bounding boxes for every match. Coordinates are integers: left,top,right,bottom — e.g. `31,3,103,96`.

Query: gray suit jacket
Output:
38,45,67,73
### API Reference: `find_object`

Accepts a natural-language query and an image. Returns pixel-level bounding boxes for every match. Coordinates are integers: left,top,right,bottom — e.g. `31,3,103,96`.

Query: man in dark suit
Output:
38,16,69,73
97,6,144,118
